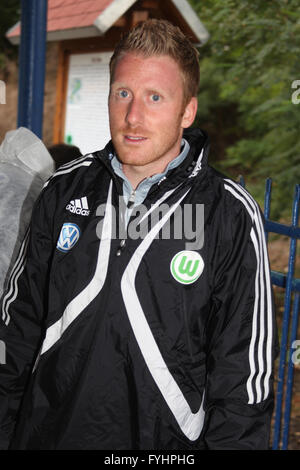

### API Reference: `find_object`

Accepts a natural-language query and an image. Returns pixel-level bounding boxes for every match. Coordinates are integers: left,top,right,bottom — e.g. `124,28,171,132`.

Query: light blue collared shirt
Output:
110,138,190,225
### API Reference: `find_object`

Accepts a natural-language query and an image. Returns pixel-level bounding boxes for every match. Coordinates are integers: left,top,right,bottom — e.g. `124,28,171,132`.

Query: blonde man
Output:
0,20,277,450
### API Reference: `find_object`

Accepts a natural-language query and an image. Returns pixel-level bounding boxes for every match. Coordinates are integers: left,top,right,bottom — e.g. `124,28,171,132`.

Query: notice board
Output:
64,51,113,155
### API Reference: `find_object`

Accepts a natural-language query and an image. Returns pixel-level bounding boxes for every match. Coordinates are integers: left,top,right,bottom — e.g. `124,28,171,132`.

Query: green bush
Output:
190,0,300,217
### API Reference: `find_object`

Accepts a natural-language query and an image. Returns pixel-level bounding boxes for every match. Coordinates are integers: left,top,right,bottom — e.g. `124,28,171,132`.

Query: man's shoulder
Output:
43,151,112,195
43,153,96,190
35,151,110,215
205,167,262,224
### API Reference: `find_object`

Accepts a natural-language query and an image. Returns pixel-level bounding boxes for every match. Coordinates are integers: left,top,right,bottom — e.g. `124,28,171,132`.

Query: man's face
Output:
108,53,197,173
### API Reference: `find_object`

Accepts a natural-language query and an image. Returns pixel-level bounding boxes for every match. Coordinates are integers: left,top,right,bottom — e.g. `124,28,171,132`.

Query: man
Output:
0,19,277,450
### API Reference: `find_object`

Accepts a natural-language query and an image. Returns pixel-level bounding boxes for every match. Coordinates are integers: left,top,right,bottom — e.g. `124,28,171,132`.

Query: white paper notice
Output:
64,52,113,155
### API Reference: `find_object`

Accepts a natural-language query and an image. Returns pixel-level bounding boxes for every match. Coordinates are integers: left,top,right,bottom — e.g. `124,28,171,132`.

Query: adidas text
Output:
66,204,90,216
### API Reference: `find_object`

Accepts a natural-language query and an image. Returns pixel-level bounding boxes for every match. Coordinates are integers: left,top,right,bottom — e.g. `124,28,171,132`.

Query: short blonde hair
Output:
109,19,200,107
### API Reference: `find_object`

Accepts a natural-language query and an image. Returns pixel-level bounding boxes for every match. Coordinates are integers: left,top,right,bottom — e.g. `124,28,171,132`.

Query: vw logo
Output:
57,223,81,253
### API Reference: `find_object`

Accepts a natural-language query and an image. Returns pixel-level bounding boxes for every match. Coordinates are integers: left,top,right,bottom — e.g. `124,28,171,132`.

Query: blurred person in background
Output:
0,127,54,299
47,143,81,170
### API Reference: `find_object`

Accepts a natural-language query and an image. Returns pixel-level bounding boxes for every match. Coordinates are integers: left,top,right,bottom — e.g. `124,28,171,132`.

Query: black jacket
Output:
0,128,277,450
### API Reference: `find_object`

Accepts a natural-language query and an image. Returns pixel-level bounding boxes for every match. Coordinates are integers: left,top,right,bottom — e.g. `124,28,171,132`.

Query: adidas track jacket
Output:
0,128,277,450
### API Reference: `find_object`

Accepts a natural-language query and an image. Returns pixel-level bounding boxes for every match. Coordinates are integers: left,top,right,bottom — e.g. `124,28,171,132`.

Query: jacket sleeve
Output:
202,186,278,450
0,185,55,449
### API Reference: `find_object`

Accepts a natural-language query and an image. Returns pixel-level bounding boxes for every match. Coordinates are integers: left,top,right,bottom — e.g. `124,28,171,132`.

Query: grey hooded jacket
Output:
0,127,54,298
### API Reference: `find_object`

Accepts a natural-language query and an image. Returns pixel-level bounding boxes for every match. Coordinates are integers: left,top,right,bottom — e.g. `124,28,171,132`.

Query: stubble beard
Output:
112,117,184,170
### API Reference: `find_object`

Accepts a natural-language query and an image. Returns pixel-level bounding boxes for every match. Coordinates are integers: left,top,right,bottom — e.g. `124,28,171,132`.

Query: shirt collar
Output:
110,138,190,200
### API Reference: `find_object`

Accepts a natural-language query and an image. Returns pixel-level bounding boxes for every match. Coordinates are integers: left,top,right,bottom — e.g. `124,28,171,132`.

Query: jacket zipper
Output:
116,189,136,256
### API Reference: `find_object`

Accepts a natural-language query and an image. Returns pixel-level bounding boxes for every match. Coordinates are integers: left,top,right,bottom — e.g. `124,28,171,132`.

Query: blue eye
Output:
151,94,160,102
119,90,128,98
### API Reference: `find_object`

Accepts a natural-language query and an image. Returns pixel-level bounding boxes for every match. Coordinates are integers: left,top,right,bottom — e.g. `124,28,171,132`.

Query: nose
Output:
125,96,144,127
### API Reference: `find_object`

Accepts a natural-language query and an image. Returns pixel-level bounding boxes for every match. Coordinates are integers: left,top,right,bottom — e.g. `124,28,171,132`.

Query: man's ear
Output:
181,97,198,129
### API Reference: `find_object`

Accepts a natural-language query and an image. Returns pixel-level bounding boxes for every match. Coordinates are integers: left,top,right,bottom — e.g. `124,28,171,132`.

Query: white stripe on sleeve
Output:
224,179,273,404
2,228,30,325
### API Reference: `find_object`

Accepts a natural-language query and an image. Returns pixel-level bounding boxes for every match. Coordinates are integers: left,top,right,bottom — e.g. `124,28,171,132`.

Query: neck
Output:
121,140,185,189
122,160,170,190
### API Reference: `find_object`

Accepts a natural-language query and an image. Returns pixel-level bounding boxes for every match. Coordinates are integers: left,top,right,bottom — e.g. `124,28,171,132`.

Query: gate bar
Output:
17,0,48,138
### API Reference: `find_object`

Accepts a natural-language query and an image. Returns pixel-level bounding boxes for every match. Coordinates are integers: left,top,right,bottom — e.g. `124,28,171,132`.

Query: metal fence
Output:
264,180,300,450
239,177,300,449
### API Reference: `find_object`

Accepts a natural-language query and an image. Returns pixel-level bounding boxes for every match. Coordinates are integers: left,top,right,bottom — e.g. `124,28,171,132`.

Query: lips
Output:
124,135,147,142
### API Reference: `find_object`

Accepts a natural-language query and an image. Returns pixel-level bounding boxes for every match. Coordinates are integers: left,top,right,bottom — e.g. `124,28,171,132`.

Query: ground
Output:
288,365,300,449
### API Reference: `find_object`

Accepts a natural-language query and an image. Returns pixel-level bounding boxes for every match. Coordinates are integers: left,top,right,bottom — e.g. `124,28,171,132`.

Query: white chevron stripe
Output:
2,229,30,325
224,179,273,404
38,180,113,356
43,160,93,188
136,184,184,228
55,154,93,171
121,187,206,441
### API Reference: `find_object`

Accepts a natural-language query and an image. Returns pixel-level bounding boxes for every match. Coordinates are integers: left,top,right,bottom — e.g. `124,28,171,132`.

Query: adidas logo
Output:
66,197,90,216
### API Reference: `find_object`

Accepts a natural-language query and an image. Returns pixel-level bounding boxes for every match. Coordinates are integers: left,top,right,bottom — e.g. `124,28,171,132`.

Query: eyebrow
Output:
111,83,165,96
110,82,128,89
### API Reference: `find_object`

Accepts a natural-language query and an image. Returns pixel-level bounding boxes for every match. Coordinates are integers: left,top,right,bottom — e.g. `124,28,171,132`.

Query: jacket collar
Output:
95,128,210,197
